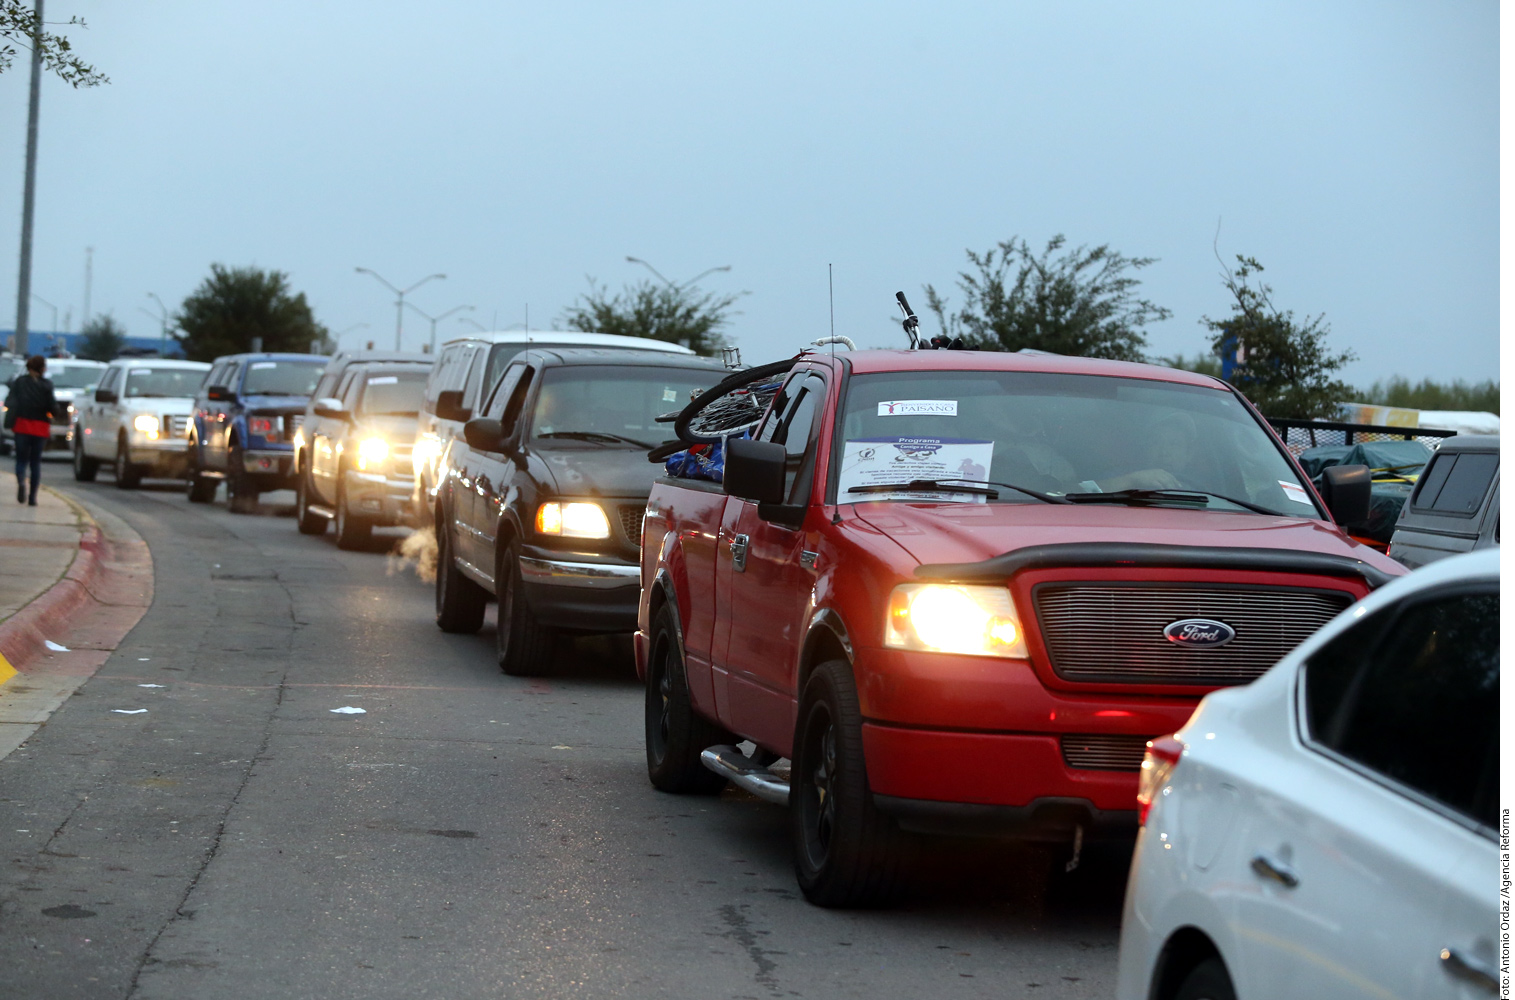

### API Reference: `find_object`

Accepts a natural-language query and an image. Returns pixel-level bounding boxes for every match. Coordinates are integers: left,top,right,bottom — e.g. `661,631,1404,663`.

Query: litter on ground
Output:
331,707,366,715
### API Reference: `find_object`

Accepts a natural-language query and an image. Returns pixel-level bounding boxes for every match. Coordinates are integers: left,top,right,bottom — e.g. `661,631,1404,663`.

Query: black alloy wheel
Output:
790,659,914,908
295,462,327,535
643,603,730,794
434,506,486,633
72,436,99,482
226,442,258,513
333,478,371,550
114,436,142,489
494,538,555,677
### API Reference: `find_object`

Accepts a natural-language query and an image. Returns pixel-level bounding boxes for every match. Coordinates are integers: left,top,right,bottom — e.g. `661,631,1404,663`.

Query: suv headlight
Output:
356,436,389,470
884,583,1028,658
536,501,611,539
132,414,160,439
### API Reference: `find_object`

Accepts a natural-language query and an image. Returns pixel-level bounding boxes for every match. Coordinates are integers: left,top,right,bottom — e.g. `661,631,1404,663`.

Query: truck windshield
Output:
530,365,719,449
836,370,1317,515
48,366,104,389
125,368,207,398
357,372,427,416
242,361,323,396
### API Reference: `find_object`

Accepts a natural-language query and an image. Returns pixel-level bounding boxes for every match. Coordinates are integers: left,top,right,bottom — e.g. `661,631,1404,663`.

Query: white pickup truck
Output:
73,358,210,487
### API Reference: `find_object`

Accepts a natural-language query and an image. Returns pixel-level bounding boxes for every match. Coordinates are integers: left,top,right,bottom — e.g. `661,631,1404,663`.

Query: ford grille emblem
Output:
1164,618,1236,648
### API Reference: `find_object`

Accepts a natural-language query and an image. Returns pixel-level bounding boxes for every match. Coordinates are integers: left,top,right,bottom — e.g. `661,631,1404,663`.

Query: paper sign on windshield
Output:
838,437,995,504
367,376,398,385
1279,481,1314,506
249,362,277,370
877,400,957,417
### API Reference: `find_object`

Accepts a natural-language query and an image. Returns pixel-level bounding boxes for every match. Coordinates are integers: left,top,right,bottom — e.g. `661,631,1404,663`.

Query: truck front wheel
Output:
790,659,915,908
495,539,555,676
644,603,730,794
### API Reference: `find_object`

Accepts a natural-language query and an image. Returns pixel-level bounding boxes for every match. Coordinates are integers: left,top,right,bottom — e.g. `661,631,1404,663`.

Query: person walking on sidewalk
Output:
3,356,59,506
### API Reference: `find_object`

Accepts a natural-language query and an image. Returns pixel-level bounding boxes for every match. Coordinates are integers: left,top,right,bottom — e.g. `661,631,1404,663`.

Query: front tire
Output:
644,603,730,793
73,436,99,482
333,479,371,550
114,437,142,489
186,437,217,503
295,463,327,535
1173,958,1236,1000
495,538,555,676
434,506,486,633
226,442,258,513
790,660,915,908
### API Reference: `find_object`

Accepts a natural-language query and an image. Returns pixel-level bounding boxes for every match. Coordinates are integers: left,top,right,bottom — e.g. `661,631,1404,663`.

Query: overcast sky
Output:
0,2,1497,386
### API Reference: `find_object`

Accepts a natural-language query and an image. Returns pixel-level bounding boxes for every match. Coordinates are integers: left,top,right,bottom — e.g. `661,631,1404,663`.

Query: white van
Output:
411,331,695,519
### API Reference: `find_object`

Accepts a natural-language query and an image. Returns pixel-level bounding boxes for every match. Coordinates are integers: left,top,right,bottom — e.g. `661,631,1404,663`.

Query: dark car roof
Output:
1435,434,1500,453
523,347,728,371
213,352,330,365
344,361,433,375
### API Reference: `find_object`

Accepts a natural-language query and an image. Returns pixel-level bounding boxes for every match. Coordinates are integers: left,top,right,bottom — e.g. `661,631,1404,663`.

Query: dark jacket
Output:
4,374,59,424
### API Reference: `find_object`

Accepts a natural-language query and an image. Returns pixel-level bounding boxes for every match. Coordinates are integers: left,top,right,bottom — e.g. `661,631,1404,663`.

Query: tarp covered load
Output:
1297,439,1433,545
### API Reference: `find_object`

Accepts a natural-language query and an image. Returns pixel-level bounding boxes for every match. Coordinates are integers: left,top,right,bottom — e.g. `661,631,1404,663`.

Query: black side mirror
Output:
206,385,235,402
95,388,118,404
724,437,786,505
434,389,471,422
1320,463,1371,526
463,417,507,453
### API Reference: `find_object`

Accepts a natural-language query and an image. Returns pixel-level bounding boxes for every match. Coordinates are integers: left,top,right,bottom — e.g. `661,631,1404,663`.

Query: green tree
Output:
77,313,125,360
1,1,107,87
1352,376,1499,415
174,265,330,362
560,279,742,355
1202,255,1355,419
924,235,1169,360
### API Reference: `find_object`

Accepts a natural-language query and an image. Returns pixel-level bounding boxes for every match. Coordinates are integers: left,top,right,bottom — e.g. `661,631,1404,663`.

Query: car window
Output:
424,345,461,410
49,365,105,389
527,365,721,450
98,367,122,395
338,369,365,409
461,346,489,410
759,373,823,502
205,363,229,391
486,364,530,421
356,371,427,416
1304,589,1499,827
242,361,324,396
124,368,206,399
313,369,340,402
1411,453,1498,516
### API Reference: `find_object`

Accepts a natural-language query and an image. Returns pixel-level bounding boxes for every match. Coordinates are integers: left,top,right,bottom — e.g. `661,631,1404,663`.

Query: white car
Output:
2,357,106,453
73,358,211,487
1117,548,1499,1000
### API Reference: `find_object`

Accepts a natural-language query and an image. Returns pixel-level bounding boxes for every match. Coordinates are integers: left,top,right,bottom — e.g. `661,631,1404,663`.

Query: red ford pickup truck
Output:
635,346,1403,907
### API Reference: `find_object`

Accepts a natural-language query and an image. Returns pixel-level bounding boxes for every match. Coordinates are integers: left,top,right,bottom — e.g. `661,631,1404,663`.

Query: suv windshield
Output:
242,361,323,396
530,365,719,448
357,371,427,416
48,365,104,389
125,367,206,398
836,370,1316,515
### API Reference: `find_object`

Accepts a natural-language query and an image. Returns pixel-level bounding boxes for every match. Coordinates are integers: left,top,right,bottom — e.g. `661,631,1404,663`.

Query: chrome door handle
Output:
1441,948,1498,993
1250,853,1299,888
729,533,749,572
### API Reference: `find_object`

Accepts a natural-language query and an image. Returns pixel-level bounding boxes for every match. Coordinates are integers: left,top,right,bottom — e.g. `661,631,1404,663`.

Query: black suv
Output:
434,348,728,675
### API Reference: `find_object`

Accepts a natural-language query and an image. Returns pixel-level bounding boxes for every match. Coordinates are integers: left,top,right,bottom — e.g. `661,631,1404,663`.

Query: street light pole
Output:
144,292,171,355
12,0,45,356
355,268,446,350
404,302,474,354
625,256,732,291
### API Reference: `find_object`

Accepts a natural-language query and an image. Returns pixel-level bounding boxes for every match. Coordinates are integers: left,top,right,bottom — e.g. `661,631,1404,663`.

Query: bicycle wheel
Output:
671,358,796,444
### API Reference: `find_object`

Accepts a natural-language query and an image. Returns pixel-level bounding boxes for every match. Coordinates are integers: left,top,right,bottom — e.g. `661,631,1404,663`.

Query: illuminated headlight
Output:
536,501,611,539
884,583,1028,658
132,414,160,439
356,436,389,470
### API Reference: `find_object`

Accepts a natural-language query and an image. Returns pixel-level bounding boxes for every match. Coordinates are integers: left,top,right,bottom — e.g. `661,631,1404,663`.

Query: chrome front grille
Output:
1035,584,1351,686
1061,734,1153,772
165,414,191,438
282,414,302,442
619,505,644,546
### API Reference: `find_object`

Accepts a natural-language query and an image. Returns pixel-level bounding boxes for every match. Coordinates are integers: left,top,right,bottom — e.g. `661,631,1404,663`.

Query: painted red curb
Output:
0,521,108,672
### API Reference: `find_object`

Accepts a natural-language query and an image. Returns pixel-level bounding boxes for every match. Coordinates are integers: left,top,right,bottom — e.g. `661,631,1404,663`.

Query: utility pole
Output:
13,0,45,356
83,246,93,327
142,293,171,355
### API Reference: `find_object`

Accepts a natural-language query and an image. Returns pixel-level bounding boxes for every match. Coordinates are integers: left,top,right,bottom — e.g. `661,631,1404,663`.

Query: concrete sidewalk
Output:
0,486,89,681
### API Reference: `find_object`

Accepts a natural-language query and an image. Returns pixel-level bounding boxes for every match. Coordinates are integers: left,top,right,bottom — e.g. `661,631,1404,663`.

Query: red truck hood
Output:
849,501,1402,575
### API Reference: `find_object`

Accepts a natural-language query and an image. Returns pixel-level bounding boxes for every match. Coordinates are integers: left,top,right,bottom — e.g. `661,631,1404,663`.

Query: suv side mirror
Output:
312,397,348,420
1320,463,1371,526
724,437,786,505
463,417,507,453
206,385,235,402
95,388,118,404
434,389,471,422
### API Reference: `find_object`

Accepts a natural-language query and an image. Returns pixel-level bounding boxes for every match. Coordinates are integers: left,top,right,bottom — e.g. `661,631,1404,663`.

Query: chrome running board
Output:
700,745,790,805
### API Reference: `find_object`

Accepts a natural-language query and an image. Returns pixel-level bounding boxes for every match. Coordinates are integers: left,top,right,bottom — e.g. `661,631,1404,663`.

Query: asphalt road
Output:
0,472,1128,1000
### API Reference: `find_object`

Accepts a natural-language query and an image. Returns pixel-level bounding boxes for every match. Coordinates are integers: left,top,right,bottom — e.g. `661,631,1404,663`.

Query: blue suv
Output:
187,352,328,511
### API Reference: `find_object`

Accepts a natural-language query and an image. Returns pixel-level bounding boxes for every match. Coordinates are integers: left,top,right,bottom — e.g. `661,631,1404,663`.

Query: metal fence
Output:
1266,418,1458,457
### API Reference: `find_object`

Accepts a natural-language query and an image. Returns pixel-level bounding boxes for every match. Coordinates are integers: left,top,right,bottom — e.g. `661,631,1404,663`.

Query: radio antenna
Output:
828,264,835,357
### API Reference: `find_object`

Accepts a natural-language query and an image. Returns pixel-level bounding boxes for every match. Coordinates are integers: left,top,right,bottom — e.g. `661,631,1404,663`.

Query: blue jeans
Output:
14,433,44,498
